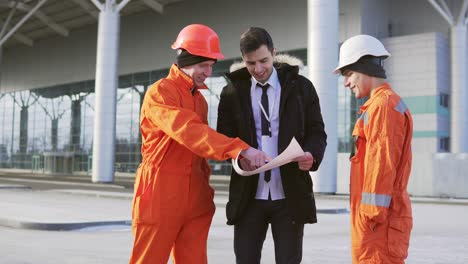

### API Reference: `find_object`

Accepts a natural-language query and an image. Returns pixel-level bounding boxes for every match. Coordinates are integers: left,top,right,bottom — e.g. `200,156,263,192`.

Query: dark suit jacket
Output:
217,62,327,225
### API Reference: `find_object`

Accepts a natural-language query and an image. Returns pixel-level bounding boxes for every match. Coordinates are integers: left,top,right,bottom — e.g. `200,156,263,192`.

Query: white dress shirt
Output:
250,68,285,200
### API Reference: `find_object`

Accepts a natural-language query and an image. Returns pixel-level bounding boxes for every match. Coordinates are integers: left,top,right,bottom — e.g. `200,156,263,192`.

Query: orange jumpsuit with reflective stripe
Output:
350,83,413,264
129,64,249,264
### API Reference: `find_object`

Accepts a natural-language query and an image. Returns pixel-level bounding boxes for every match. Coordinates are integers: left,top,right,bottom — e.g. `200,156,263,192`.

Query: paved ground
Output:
0,170,468,263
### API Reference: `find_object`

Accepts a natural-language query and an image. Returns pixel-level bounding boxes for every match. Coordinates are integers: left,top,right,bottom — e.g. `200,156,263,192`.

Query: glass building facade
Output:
0,49,360,175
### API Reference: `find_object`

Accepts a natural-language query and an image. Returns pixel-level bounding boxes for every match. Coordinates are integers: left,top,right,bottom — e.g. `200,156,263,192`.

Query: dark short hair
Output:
240,27,274,55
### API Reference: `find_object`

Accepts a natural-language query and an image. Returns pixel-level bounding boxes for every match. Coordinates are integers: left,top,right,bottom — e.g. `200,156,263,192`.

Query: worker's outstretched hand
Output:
239,159,256,171
239,147,271,170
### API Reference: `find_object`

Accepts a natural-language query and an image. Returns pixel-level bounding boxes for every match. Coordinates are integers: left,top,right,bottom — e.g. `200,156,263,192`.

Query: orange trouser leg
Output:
129,222,180,264
351,210,406,264
171,209,215,264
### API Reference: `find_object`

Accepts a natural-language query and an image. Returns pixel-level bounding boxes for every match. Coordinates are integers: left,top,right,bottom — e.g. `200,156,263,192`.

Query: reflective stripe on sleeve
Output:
394,100,408,114
361,192,392,207
359,111,369,126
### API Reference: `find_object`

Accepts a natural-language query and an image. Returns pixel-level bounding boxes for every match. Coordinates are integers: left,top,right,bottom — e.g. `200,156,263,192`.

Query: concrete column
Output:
92,6,120,182
307,0,339,193
0,47,3,94
450,25,468,153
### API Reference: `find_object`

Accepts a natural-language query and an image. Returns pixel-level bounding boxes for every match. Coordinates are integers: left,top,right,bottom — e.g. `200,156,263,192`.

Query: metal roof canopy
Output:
31,79,95,98
0,0,182,48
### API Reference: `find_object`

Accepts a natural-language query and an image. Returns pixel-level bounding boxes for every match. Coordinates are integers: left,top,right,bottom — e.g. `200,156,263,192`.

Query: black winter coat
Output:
217,62,327,225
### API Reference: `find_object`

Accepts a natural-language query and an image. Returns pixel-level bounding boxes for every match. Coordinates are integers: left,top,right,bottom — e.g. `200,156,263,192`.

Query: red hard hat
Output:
171,24,224,60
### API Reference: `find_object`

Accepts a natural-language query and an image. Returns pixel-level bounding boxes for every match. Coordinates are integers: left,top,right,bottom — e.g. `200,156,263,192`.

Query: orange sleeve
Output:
360,100,406,223
143,80,249,161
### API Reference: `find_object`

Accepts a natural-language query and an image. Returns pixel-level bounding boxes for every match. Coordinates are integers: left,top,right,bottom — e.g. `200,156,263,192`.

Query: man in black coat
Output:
216,27,327,264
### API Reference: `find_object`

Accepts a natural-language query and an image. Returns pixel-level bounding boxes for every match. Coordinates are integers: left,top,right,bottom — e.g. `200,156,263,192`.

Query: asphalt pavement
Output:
0,169,468,263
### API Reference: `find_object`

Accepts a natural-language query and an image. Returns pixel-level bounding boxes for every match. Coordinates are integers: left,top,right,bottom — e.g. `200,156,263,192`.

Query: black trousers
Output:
234,199,304,264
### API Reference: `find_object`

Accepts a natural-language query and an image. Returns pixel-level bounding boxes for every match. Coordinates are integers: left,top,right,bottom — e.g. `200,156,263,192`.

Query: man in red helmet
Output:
129,24,269,264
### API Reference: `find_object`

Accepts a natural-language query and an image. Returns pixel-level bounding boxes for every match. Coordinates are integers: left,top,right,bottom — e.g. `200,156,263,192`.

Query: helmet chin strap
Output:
190,86,197,96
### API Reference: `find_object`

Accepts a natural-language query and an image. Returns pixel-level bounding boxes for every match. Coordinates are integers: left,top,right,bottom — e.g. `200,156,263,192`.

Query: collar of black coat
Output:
225,54,303,81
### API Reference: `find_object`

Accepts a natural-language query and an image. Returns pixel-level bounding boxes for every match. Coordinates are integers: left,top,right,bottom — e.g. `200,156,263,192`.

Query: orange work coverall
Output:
350,83,413,264
129,64,249,264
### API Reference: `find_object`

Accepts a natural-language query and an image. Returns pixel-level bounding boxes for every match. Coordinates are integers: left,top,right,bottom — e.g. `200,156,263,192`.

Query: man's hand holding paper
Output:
233,137,305,176
294,152,314,171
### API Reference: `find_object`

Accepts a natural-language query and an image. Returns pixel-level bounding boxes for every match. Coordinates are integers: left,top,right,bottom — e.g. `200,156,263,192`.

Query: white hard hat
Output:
333,35,390,74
